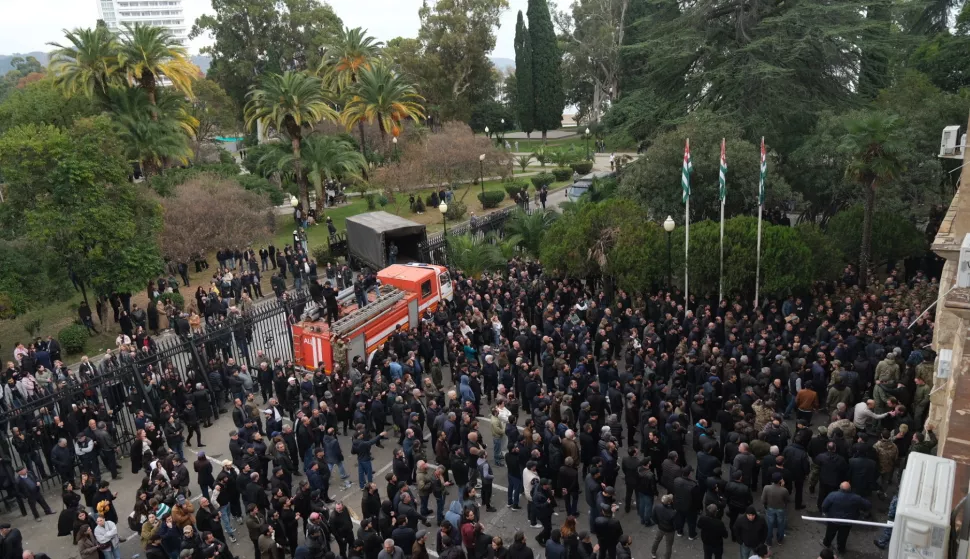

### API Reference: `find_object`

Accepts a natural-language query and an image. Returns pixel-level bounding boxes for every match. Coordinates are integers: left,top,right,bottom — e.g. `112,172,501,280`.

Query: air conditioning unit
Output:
890,453,956,559
940,125,963,158
937,348,953,379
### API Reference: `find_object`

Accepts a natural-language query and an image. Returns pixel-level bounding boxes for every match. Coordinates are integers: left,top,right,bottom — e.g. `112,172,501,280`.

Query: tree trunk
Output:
313,176,325,216
292,136,310,213
542,130,547,141
859,179,877,289
356,121,370,180
591,80,602,124
78,278,90,308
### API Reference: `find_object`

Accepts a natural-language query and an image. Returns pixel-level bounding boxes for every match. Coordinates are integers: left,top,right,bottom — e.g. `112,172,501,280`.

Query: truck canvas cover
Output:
345,211,427,269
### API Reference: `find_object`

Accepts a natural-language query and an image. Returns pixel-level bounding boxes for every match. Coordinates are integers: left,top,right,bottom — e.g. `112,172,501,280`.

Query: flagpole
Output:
755,136,765,307
719,138,725,304
684,139,690,306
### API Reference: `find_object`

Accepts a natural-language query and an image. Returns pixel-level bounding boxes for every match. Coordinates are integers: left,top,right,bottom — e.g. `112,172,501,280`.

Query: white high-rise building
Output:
96,0,187,45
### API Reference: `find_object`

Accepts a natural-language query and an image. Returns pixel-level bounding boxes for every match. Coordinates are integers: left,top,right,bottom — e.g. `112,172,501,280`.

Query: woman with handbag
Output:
76,524,100,559
93,515,121,559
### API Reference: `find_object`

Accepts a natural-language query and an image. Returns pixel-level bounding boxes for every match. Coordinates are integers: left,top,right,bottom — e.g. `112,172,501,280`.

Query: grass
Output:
276,177,572,247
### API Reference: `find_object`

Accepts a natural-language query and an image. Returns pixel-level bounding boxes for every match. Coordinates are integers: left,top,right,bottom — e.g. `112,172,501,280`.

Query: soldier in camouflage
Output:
872,430,898,499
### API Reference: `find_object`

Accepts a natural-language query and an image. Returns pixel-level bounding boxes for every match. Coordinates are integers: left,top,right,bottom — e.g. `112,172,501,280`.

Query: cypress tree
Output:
514,11,535,137
527,0,564,139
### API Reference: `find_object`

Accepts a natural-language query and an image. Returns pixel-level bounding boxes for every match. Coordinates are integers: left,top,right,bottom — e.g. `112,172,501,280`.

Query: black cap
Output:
746,506,757,515
772,472,783,483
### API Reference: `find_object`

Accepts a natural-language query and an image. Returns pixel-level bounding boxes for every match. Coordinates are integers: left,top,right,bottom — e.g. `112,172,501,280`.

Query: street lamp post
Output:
479,153,486,209
439,201,448,237
500,118,505,147
585,127,591,161
484,125,490,139
664,216,675,288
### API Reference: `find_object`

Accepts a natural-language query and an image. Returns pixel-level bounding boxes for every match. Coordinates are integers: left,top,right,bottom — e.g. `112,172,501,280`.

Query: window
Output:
421,280,432,298
439,272,451,290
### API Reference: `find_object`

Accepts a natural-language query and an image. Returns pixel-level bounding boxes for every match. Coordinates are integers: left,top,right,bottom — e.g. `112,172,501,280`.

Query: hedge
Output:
477,190,507,209
552,167,573,182
504,180,531,199
570,161,594,175
530,172,555,189
59,324,88,355
444,200,467,220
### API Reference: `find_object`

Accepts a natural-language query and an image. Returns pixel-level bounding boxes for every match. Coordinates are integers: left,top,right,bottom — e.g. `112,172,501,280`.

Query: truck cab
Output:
378,263,453,311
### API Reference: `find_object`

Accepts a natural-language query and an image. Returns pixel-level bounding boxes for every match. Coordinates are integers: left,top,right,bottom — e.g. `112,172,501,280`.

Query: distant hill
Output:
491,57,514,72
0,52,48,74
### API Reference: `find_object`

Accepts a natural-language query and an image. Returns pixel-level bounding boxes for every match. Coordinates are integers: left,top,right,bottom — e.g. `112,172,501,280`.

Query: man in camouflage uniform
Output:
913,377,931,428
873,351,900,413
873,430,898,499
752,399,774,432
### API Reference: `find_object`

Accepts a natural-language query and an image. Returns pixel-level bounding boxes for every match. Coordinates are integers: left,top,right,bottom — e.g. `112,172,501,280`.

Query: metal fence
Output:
419,203,539,265
0,290,309,497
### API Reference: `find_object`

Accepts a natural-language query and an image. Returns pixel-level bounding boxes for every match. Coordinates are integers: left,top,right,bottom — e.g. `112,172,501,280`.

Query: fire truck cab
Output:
292,263,452,372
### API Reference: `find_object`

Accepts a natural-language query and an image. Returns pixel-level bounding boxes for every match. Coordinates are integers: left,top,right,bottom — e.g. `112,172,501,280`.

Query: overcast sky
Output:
0,0,571,59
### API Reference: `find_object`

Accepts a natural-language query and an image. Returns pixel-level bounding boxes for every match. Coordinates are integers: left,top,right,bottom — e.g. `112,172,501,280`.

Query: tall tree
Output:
259,134,366,214
840,111,906,288
386,0,508,123
554,0,630,123
513,11,535,135
47,26,124,104
192,0,343,109
323,26,382,155
244,71,337,212
187,78,239,151
527,0,564,138
342,64,425,148
0,116,163,302
109,87,196,177
118,23,197,106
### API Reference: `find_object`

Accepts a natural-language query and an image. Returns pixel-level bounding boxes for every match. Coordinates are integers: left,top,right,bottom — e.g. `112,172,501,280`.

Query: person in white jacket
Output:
523,460,540,529
94,516,121,559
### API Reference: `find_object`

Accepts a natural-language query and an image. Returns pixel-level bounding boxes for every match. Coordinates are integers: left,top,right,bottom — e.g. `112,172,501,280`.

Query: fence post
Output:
187,334,214,393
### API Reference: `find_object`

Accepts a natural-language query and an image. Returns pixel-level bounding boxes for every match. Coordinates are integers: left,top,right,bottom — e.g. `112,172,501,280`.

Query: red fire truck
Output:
292,263,453,372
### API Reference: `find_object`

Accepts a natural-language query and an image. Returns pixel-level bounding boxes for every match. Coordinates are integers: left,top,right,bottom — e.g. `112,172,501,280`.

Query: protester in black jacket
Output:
697,504,728,559
732,507,768,559
650,494,677,559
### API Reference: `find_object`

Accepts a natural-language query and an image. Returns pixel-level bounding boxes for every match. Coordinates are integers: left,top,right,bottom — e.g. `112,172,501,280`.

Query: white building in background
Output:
95,0,188,45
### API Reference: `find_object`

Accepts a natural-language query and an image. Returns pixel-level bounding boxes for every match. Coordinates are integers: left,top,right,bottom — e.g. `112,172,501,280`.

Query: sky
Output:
0,0,572,60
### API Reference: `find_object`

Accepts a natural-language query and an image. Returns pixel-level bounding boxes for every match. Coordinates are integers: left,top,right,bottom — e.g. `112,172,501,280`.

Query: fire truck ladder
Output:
330,286,407,337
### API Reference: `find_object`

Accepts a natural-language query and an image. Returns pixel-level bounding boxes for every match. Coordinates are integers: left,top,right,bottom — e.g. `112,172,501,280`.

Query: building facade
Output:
95,0,187,45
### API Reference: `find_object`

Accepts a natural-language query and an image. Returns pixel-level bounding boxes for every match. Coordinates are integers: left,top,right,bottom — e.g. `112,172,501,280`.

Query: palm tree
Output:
322,27,382,156
263,134,366,215
504,208,560,259
516,154,533,172
549,147,578,168
48,26,123,104
118,23,197,106
488,232,524,261
446,235,504,279
110,87,195,177
840,111,905,288
342,63,425,149
245,71,338,211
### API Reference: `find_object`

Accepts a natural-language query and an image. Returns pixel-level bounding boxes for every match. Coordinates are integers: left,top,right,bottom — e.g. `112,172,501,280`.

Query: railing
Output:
420,203,538,264
0,289,310,498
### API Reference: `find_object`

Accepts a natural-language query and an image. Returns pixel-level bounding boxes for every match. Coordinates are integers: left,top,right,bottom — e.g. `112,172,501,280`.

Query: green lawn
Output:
275,177,571,250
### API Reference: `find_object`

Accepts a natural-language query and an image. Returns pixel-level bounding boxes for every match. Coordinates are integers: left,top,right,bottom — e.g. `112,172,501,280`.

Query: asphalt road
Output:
9,371,892,559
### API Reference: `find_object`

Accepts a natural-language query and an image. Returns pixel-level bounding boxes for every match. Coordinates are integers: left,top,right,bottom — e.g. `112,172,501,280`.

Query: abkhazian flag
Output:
758,137,767,206
682,139,692,203
719,138,727,202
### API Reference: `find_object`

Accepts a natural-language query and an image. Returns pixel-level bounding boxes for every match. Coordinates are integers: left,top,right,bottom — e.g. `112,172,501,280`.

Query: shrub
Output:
238,175,285,205
59,324,88,355
218,149,236,165
0,294,16,320
477,190,506,209
570,161,594,175
444,200,467,220
365,193,378,210
157,292,185,311
552,167,573,182
413,196,426,213
530,172,555,189
378,195,389,208
312,246,338,265
503,180,530,199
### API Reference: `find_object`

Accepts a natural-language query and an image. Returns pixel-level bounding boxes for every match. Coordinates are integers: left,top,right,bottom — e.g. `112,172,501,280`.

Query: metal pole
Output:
480,160,485,209
586,134,590,161
666,232,672,289
443,213,447,237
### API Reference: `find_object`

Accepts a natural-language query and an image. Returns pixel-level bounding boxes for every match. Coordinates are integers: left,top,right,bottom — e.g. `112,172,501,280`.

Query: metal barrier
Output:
0,289,309,495
419,205,540,265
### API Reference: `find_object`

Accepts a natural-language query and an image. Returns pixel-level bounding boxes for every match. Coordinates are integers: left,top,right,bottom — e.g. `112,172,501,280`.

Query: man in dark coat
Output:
14,466,55,520
732,506,767,559
821,482,872,554
672,466,701,539
814,442,849,511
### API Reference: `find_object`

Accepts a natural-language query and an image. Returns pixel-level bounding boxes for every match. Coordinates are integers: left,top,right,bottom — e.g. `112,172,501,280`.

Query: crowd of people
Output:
0,255,944,559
